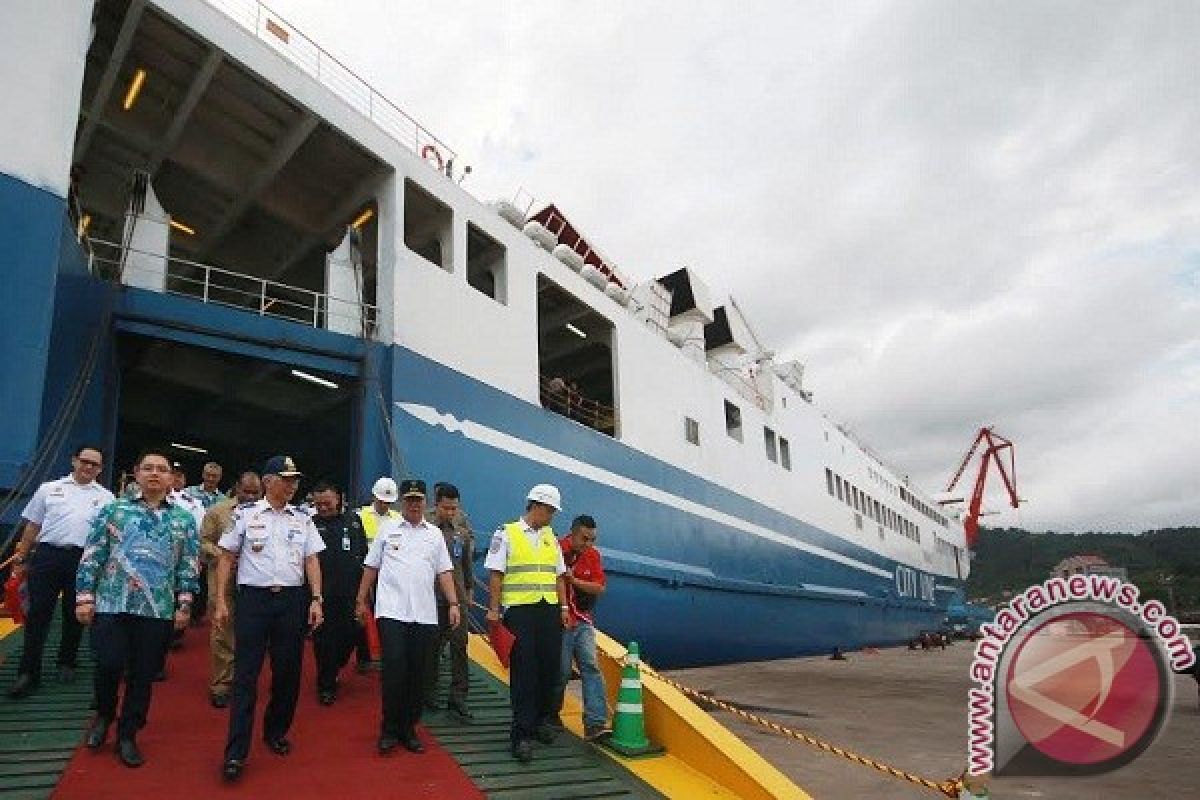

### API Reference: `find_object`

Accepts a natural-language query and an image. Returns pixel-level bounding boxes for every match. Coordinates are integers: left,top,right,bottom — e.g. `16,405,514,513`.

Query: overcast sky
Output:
260,0,1198,533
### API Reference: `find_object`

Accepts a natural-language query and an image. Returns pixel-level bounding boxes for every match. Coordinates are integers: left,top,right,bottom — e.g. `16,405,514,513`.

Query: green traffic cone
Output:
600,641,665,758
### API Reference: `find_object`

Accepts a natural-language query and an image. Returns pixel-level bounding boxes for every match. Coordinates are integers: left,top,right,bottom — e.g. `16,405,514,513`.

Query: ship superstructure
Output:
1,0,967,666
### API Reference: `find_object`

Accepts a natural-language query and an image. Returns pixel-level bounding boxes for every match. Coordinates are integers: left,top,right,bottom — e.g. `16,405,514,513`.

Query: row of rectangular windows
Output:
825,468,921,543
683,401,792,471
899,486,947,527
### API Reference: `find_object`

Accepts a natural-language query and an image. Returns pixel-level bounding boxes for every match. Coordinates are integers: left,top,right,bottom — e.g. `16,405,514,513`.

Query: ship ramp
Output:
0,616,809,798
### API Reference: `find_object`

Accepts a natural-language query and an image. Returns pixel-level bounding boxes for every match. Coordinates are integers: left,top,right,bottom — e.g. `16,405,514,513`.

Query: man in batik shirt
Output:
186,461,225,509
75,446,200,768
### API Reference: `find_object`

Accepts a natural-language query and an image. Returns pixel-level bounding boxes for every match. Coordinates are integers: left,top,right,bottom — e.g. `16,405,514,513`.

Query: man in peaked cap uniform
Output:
356,479,461,755
215,456,325,782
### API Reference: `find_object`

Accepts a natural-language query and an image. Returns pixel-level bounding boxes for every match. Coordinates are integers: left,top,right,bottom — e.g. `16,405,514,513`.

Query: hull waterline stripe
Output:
397,402,894,579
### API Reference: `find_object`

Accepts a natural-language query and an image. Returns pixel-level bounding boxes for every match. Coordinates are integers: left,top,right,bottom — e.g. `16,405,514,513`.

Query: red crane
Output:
943,427,1020,549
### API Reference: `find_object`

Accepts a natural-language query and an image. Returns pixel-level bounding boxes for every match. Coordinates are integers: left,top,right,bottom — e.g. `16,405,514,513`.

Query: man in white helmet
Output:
355,477,401,672
485,484,569,763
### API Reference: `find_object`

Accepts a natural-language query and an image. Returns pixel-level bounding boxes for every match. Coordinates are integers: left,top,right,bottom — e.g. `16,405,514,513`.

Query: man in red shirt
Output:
553,515,610,740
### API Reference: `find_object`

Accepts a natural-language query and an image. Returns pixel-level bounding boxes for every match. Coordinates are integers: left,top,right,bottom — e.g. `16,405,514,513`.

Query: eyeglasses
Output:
76,458,102,469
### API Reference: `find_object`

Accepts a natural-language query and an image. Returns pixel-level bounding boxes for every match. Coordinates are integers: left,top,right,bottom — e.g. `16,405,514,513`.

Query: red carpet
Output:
53,622,484,799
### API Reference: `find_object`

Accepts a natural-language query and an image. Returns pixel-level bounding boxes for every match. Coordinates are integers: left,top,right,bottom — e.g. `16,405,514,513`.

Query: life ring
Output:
421,144,444,172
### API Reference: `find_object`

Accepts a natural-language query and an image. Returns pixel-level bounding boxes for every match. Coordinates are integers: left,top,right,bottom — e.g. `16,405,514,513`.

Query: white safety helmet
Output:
372,477,399,503
526,483,562,511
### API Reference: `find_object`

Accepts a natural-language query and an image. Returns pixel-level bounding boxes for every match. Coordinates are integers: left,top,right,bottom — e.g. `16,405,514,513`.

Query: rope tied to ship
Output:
635,660,966,798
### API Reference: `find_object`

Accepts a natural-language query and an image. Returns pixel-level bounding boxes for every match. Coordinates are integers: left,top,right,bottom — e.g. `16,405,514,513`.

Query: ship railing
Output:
204,0,457,170
539,375,617,435
87,238,378,337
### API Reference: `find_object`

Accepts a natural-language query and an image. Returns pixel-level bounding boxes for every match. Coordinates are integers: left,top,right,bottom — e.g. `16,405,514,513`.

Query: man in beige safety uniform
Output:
199,471,261,708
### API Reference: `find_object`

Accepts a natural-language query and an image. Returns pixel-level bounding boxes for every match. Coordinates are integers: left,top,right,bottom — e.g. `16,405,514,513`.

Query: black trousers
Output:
91,613,172,739
18,544,84,680
423,604,469,705
504,601,563,746
224,587,307,761
356,625,372,665
312,596,356,692
378,619,436,738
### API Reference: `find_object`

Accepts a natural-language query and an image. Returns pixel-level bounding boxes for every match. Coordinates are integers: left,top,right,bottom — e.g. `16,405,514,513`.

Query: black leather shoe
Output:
210,694,229,709
265,737,291,756
85,716,111,749
377,734,399,754
534,725,557,745
448,700,474,719
222,759,244,782
7,674,36,699
318,690,336,706
512,739,533,763
402,734,424,753
57,666,76,684
117,738,144,768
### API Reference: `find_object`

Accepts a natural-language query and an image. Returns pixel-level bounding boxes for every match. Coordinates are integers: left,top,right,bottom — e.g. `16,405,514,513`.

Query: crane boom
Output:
945,427,1019,548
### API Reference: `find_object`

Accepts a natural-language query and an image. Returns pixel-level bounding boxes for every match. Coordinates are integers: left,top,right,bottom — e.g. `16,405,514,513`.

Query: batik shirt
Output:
76,495,200,620
186,484,223,509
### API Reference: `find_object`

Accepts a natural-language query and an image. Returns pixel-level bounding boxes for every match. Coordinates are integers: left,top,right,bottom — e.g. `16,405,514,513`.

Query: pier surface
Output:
671,642,1199,799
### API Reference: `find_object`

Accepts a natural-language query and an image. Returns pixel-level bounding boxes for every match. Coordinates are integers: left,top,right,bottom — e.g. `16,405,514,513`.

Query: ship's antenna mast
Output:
942,426,1019,549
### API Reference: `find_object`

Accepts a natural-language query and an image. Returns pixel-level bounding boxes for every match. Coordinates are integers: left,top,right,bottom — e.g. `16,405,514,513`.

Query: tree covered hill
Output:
968,526,1200,618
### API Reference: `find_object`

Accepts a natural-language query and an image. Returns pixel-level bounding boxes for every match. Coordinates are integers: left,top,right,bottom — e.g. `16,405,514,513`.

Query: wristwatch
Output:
310,594,324,604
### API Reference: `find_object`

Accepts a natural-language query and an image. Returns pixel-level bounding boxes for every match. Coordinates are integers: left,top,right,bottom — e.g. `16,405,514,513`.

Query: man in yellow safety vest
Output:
485,484,569,763
355,477,401,671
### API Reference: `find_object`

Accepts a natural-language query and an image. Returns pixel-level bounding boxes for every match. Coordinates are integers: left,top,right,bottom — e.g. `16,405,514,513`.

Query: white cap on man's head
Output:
526,483,562,511
372,477,399,503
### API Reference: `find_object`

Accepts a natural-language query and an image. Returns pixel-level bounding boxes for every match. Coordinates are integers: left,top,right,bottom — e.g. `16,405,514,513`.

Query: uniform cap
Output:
372,477,399,503
263,455,303,477
399,479,426,498
526,483,562,511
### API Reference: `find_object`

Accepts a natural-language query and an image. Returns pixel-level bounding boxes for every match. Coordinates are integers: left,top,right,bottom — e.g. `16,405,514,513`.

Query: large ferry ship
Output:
1,0,969,667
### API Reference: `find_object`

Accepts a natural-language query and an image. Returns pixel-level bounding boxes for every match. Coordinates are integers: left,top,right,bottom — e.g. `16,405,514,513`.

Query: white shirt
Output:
170,489,206,533
483,519,567,575
218,499,325,587
22,476,114,548
364,517,453,624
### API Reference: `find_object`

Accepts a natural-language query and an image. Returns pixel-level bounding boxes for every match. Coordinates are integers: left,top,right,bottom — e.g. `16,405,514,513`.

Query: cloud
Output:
269,0,1200,530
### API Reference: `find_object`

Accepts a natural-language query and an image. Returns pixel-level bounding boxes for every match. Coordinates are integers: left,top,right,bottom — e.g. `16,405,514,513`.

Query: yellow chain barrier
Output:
637,661,965,798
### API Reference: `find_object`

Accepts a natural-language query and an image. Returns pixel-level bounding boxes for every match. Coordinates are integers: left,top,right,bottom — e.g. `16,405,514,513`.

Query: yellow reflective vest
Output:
500,521,559,606
357,506,401,543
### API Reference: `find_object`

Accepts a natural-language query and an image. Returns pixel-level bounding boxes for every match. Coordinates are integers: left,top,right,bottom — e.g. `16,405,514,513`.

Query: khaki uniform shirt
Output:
425,510,475,607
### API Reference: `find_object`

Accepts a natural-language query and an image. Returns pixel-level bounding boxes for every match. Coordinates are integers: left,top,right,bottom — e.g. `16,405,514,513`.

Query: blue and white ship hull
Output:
391,349,961,667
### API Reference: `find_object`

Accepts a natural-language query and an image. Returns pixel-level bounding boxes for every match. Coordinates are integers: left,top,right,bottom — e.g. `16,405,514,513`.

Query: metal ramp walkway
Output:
423,652,662,799
0,617,95,799
0,618,662,799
